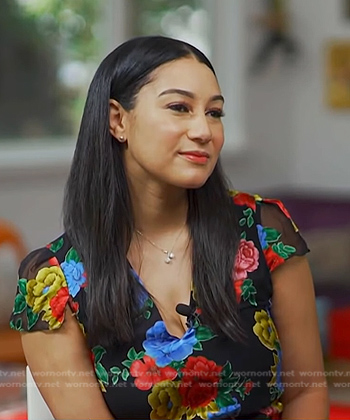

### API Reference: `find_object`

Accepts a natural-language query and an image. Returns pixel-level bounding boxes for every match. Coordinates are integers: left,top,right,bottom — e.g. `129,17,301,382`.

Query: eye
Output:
168,103,190,113
207,109,225,119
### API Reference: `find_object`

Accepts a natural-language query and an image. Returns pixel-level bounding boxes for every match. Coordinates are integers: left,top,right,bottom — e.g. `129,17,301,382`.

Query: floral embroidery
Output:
253,309,279,351
143,321,198,367
9,192,309,419
26,266,69,329
179,356,222,408
233,239,259,302
234,239,260,282
130,355,177,390
61,260,86,297
148,380,186,420
231,191,257,211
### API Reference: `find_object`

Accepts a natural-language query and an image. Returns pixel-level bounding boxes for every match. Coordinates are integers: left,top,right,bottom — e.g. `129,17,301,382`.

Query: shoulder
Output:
230,190,309,272
10,233,86,332
229,190,292,218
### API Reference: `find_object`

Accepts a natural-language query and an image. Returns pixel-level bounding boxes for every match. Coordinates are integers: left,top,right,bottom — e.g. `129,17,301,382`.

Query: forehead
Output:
141,57,221,98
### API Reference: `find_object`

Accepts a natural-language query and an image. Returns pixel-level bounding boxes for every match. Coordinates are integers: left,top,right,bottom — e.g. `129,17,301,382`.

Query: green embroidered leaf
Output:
215,392,235,408
243,208,253,217
136,351,145,360
248,294,257,306
112,375,119,386
264,228,282,244
284,244,296,253
195,325,215,341
13,294,26,315
49,238,64,253
65,247,80,263
27,306,39,329
95,362,109,385
10,318,23,331
121,368,129,381
239,218,246,227
145,298,154,308
144,310,151,319
240,231,247,239
221,361,233,379
241,279,257,306
110,367,121,375
92,345,106,364
127,347,138,361
235,381,246,399
247,215,254,228
272,242,295,259
18,279,27,296
121,360,133,369
221,376,240,391
193,341,203,351
169,360,185,370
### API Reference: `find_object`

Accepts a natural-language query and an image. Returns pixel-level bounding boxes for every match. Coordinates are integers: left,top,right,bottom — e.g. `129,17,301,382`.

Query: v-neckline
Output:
129,264,195,340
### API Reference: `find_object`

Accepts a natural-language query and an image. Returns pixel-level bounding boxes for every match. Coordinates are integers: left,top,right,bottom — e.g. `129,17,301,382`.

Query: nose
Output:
187,113,212,143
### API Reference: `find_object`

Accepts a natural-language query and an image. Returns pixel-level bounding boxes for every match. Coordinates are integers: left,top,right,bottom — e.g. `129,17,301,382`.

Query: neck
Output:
128,179,188,235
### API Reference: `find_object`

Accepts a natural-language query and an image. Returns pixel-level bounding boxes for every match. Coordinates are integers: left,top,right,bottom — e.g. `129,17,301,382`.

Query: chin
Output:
176,177,210,190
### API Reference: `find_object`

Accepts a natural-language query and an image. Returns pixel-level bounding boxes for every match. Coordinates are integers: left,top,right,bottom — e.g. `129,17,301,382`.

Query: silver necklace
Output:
135,225,185,264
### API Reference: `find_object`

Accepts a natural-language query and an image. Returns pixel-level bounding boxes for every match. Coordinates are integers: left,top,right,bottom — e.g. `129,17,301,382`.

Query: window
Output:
0,0,245,155
0,0,102,142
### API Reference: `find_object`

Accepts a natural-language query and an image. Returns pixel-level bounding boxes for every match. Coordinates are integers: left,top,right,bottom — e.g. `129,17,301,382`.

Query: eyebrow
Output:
158,88,224,103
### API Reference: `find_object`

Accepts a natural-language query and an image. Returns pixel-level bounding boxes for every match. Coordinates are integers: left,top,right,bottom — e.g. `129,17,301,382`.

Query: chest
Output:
130,247,193,338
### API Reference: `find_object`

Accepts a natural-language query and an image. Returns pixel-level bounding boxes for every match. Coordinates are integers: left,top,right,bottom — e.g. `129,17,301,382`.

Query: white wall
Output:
222,0,350,195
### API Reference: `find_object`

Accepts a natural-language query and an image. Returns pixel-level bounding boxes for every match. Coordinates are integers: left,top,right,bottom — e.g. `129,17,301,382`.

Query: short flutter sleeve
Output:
256,197,309,273
9,243,80,332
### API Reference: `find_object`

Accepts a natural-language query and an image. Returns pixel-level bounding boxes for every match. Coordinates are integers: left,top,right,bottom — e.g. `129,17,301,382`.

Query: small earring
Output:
119,136,126,142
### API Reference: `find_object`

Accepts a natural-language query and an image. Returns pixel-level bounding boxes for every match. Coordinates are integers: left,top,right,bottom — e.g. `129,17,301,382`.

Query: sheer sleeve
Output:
9,246,76,332
257,198,309,273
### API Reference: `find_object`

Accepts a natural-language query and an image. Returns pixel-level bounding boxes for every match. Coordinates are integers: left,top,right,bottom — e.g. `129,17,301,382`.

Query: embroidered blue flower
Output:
143,321,197,367
208,400,241,419
61,261,85,297
257,224,268,249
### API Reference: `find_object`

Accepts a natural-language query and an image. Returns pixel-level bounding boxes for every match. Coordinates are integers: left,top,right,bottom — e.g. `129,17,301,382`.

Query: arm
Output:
21,306,114,420
271,256,329,419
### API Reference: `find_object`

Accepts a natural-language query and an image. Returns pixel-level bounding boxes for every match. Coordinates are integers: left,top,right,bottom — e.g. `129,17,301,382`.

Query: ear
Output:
109,99,129,142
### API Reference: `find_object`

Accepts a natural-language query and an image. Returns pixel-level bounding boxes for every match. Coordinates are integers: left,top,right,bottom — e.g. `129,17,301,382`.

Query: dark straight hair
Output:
63,36,242,347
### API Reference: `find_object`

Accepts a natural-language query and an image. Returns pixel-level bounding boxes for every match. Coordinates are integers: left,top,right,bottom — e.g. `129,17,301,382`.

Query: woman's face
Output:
121,57,225,190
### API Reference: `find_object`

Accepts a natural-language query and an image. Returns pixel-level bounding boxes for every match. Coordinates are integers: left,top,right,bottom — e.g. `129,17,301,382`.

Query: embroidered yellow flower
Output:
253,310,278,350
26,266,67,318
186,402,219,419
269,352,280,386
148,380,186,420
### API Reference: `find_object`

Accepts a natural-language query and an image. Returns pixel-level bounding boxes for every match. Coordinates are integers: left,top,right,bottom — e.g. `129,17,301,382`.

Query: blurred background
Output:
0,0,350,418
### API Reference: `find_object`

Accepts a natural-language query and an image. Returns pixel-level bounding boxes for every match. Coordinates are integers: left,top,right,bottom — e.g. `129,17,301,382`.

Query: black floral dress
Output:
9,191,309,420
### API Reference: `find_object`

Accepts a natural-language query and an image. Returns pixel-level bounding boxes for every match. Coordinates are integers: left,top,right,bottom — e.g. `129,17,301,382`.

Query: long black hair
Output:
63,36,242,347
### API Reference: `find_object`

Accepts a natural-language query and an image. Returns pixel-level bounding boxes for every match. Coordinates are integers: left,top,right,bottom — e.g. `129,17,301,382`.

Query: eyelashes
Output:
167,103,225,118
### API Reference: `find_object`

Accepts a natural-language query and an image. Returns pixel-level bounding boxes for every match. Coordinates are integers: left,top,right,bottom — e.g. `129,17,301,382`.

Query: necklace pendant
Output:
165,251,175,264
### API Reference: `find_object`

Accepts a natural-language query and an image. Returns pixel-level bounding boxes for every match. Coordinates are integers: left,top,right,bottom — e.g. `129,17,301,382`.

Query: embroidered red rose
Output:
179,356,222,408
130,355,177,391
232,192,257,211
234,239,259,282
50,287,69,322
263,247,285,272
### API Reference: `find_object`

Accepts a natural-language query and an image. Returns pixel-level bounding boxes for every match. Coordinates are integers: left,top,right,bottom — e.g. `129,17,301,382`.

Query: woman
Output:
10,36,328,419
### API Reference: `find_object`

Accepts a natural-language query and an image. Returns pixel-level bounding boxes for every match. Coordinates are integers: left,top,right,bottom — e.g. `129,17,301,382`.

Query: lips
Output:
178,150,210,164
179,151,210,158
